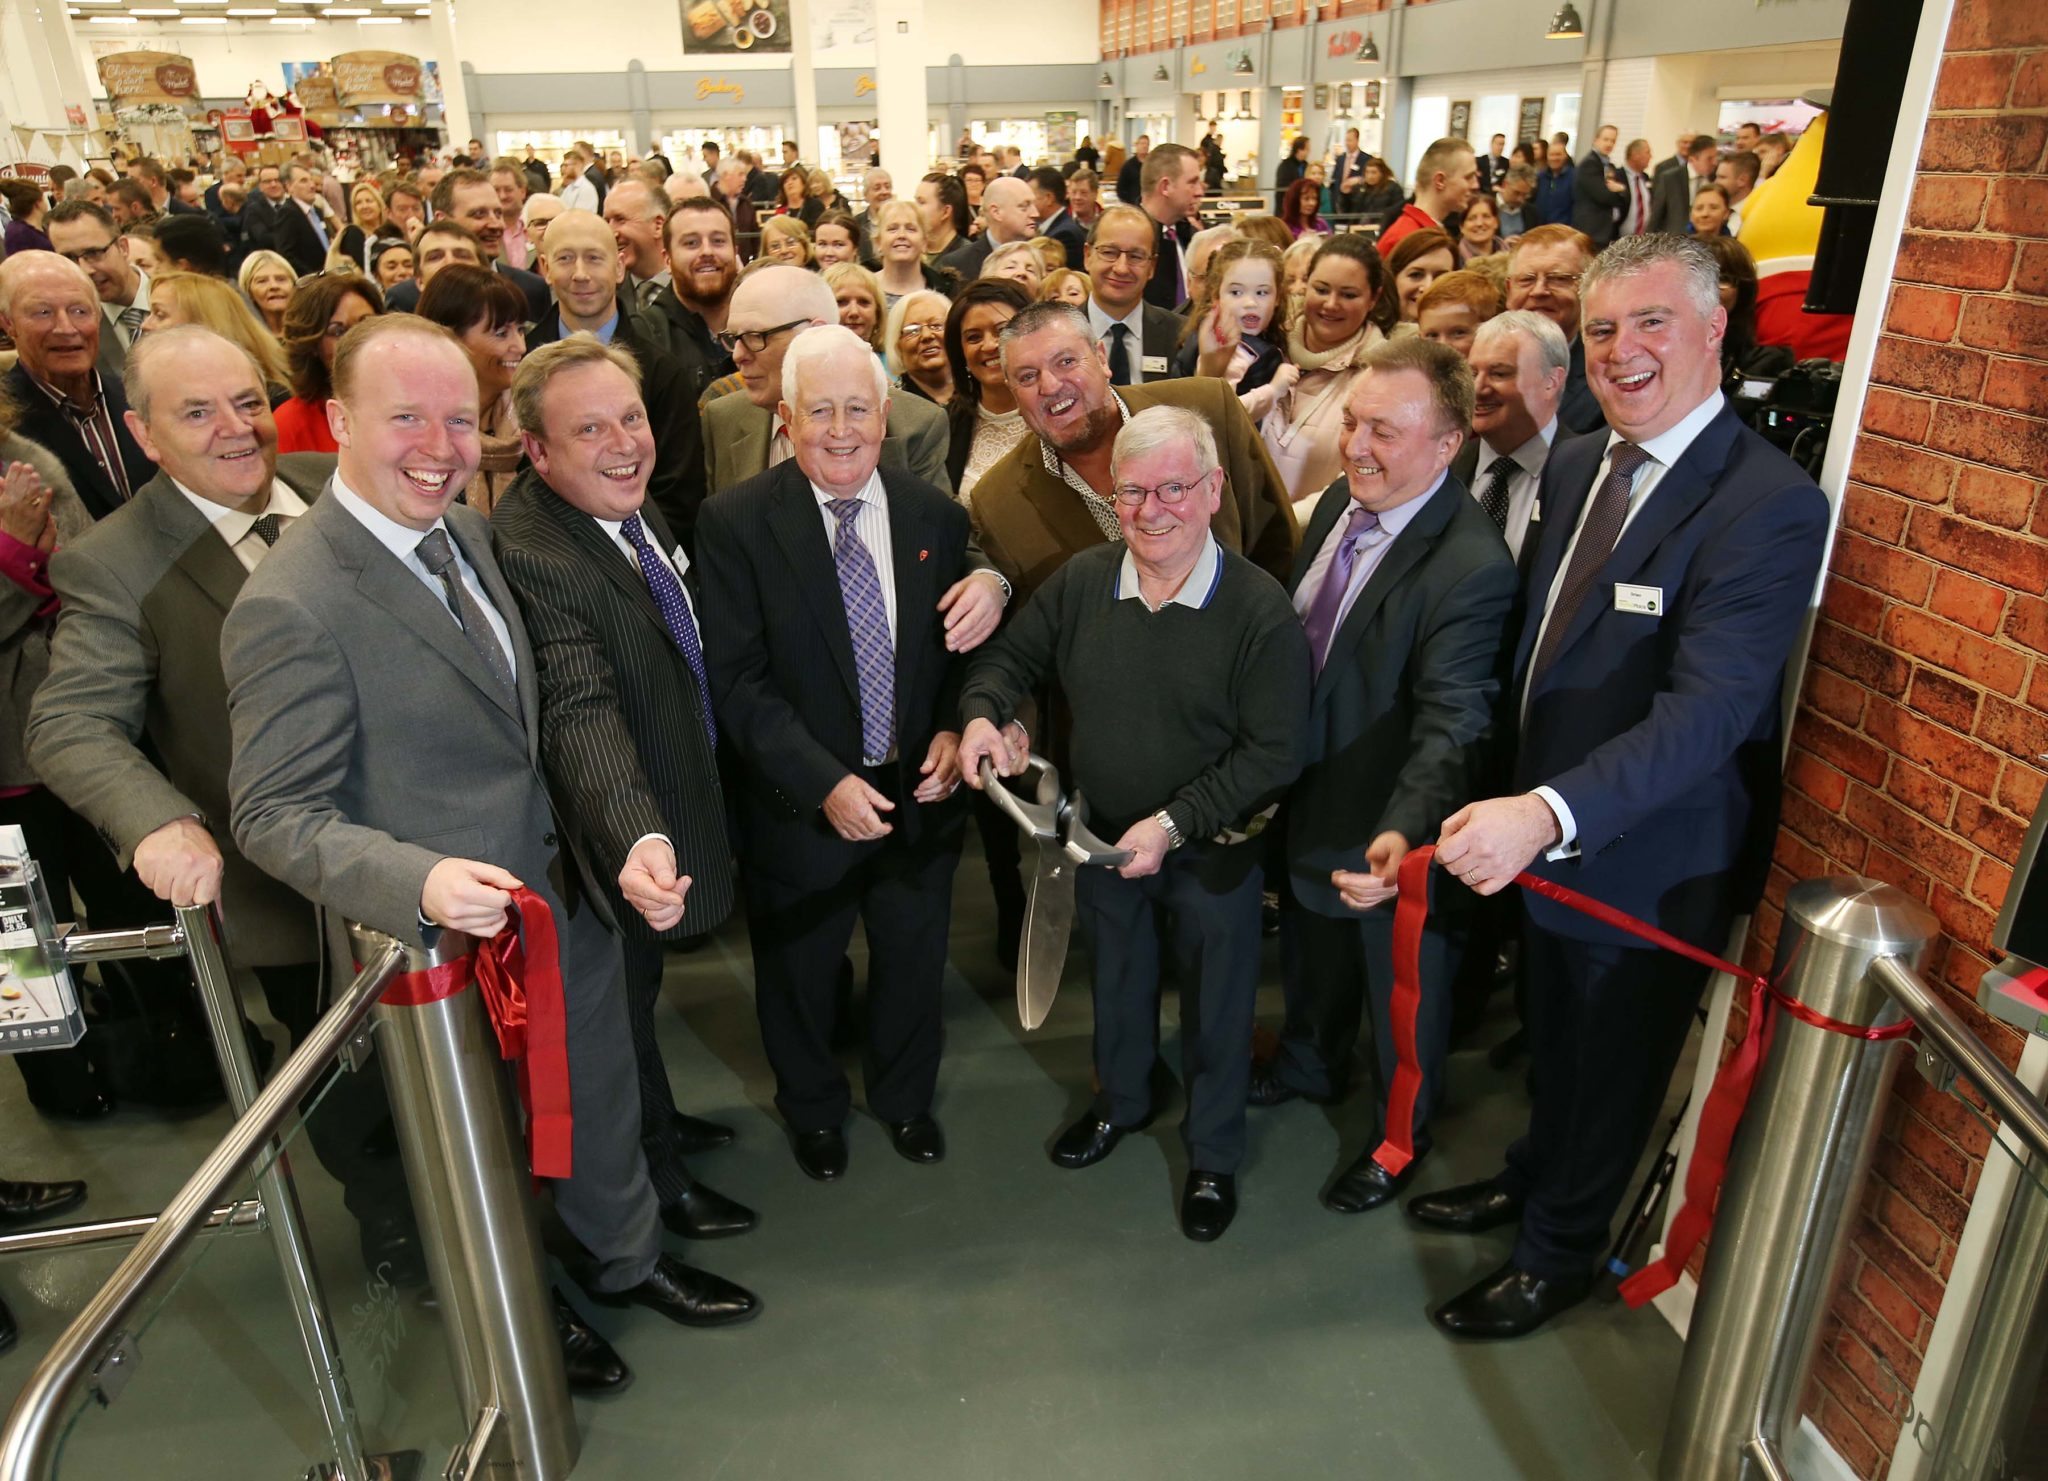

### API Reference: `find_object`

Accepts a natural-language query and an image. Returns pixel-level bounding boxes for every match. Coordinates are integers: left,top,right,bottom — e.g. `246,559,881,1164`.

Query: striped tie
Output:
827,498,895,765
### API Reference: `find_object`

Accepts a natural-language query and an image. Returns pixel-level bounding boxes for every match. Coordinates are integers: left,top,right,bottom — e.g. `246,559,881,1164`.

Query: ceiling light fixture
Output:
1356,26,1378,62
89,14,139,21
1546,2,1583,39
1098,71,1114,88
1153,64,1170,83
1232,50,1253,75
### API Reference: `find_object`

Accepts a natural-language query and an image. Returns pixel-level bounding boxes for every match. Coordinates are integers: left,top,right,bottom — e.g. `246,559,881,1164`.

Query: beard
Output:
1034,397,1121,460
675,259,738,309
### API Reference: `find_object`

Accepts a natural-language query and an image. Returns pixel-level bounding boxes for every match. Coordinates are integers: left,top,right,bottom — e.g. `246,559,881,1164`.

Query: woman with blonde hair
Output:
1233,213,1294,253
824,261,887,353
758,214,816,268
883,288,953,405
1039,267,1091,307
1279,235,1321,327
1027,236,1066,278
873,197,959,308
1101,140,1127,194
980,240,1044,296
238,249,297,336
335,181,394,274
141,272,290,400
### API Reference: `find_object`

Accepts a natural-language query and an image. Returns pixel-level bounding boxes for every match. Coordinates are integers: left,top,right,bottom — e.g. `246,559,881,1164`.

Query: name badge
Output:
1614,583,1663,616
1141,354,1170,374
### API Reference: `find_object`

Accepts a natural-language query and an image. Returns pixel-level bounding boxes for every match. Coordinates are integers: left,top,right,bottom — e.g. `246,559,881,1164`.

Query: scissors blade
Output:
1018,842,1075,1031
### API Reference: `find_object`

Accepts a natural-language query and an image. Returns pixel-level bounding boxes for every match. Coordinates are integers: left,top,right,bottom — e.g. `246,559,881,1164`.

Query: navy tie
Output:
621,514,717,748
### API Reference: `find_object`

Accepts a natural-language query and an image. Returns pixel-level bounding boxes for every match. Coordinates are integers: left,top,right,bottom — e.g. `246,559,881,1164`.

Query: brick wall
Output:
1746,0,2048,1473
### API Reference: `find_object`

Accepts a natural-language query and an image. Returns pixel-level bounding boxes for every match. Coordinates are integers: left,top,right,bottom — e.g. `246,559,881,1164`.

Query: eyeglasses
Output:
58,243,119,268
714,318,811,355
1111,478,1207,508
1090,246,1155,266
1507,271,1582,293
897,323,945,342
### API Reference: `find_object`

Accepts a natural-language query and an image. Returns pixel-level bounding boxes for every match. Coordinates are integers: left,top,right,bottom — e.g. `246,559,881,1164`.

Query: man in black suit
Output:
1505,225,1605,436
268,163,332,277
0,254,152,520
383,220,551,322
427,168,551,320
1259,337,1517,1215
1028,168,1087,270
1452,310,1568,571
1085,206,1188,387
523,210,705,554
1648,135,1722,237
490,337,753,1244
1331,127,1373,212
697,325,972,1183
1424,234,1830,1339
1136,143,1203,311
1570,124,1627,249
651,198,738,403
1478,134,1512,194
1117,134,1150,206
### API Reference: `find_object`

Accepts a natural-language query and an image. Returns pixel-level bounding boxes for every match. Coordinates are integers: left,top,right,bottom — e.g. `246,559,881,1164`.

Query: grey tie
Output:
415,528,516,696
116,305,147,341
638,277,662,309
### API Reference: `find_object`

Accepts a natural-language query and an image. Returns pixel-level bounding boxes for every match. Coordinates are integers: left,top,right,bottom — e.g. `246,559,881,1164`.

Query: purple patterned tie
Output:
621,513,716,747
1300,504,1379,673
827,498,896,764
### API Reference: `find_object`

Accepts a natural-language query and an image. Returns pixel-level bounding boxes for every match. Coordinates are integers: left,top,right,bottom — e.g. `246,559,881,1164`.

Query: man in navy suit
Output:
1418,234,1829,1339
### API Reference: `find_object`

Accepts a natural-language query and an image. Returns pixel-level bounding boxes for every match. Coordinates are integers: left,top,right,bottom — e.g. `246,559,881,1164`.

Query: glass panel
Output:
44,1017,462,1479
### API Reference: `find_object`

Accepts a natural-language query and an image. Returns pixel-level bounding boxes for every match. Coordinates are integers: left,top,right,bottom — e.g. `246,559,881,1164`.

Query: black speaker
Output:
1806,0,1925,315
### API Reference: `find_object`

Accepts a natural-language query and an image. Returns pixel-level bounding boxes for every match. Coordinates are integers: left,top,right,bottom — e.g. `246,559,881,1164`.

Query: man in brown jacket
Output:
971,302,1297,605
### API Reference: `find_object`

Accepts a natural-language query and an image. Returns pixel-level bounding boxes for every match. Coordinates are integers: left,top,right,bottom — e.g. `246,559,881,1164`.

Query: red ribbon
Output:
373,887,573,1180
1374,844,1912,1310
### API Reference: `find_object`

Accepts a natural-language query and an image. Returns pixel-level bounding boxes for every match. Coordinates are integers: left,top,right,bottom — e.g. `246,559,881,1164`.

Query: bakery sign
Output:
96,51,201,110
332,50,424,107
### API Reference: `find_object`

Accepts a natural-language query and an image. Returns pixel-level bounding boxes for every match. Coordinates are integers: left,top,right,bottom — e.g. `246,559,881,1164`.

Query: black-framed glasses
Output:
58,242,119,267
714,318,811,355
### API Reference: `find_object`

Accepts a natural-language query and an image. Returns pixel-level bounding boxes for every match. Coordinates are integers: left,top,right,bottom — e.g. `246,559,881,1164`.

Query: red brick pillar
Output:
1753,1,2047,1474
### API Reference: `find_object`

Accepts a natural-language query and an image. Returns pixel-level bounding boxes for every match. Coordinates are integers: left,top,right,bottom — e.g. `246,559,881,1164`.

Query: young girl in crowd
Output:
812,211,863,267
825,261,887,351
1179,240,1290,416
1039,269,1091,308
1280,235,1321,326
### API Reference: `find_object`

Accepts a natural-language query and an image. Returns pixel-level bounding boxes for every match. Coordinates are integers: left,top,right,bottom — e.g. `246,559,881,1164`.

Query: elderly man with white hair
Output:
697,324,978,1184
1453,308,1571,569
958,404,1312,1242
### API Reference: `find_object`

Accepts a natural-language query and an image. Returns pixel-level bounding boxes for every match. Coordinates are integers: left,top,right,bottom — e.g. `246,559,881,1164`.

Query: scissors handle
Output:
1063,789,1134,868
978,755,1062,841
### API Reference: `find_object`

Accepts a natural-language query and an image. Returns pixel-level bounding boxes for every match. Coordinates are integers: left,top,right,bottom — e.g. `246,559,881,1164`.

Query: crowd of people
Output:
0,114,1827,1381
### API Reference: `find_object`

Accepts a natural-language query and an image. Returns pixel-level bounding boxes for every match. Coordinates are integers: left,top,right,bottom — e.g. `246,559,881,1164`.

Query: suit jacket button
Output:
543,832,557,847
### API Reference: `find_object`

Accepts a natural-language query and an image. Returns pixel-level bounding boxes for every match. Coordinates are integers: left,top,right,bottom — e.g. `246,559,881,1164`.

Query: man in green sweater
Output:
959,405,1311,1243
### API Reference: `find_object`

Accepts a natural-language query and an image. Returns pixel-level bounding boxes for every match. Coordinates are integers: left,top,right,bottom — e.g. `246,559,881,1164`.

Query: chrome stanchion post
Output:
1658,878,1938,1481
346,922,576,1481
178,904,369,1481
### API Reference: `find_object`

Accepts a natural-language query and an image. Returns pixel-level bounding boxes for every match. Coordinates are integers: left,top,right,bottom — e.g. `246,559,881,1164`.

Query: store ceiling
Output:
69,0,433,24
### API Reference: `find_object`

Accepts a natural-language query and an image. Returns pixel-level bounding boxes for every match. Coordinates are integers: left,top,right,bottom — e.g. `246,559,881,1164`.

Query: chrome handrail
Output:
0,940,406,1481
1869,954,2048,1163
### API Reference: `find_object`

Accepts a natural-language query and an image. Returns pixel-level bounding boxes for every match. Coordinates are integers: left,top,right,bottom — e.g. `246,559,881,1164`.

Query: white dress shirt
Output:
1087,298,1152,384
558,174,599,213
1472,418,1557,561
172,477,310,574
328,473,518,681
1291,474,1442,637
1526,391,1726,853
1620,168,1653,236
1116,531,1221,612
811,469,898,646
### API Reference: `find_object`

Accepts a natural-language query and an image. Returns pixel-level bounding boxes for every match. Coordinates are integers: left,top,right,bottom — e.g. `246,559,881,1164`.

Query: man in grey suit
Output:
221,316,759,1360
703,264,952,495
1256,337,1518,1215
26,327,418,1277
490,337,754,1243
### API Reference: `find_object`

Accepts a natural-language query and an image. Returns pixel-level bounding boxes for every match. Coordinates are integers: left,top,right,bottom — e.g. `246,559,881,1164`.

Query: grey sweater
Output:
960,541,1311,841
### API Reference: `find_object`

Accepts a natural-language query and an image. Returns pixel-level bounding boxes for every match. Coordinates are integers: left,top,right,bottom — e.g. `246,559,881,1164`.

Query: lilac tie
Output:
620,513,715,748
1301,504,1379,673
827,498,896,764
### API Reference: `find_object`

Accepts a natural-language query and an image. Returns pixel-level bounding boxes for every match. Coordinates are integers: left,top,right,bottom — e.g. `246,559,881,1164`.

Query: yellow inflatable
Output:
1737,110,1853,361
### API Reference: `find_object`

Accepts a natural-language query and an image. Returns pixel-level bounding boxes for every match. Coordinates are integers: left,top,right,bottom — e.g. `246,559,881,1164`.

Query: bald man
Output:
958,176,1042,278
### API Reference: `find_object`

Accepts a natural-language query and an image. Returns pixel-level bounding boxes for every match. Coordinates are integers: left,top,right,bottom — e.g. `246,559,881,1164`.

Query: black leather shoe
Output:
672,1113,735,1154
1322,1152,1422,1214
1179,1172,1238,1242
1246,1062,1299,1108
553,1288,630,1394
1050,1114,1142,1170
359,1211,429,1290
1431,1261,1592,1339
792,1128,848,1182
885,1114,945,1164
661,1182,757,1239
0,1178,86,1226
1406,1177,1526,1234
602,1254,760,1329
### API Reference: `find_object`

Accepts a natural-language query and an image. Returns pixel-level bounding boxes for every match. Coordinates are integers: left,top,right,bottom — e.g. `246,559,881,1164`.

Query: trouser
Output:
1075,851,1263,1175
1274,896,1456,1160
554,911,663,1293
253,960,414,1231
1504,915,1711,1280
620,933,694,1204
744,832,959,1133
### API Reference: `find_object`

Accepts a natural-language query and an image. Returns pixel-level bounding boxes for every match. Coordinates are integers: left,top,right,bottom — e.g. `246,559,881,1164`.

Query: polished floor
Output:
0,844,1685,1479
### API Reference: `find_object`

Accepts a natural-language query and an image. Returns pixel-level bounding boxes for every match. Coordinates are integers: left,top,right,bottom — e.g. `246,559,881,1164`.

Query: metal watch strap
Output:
1152,809,1184,850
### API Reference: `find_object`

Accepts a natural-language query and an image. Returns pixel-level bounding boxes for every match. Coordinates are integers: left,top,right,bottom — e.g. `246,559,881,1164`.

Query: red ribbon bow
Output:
376,887,573,1179
1375,844,1910,1309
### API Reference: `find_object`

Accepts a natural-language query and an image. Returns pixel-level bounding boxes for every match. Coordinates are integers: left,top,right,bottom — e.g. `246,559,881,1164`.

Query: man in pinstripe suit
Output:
490,338,755,1243
698,326,974,1182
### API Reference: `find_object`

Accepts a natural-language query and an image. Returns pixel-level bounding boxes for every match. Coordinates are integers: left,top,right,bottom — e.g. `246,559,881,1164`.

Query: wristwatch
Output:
1152,809,1185,850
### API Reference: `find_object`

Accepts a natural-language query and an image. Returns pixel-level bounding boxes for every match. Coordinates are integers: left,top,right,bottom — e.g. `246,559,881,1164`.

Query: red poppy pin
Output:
919,548,929,561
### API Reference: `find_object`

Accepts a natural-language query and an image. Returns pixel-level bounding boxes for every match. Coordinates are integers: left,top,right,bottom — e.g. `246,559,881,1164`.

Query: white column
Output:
788,0,818,164
871,0,930,186
428,0,474,149
0,0,96,163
